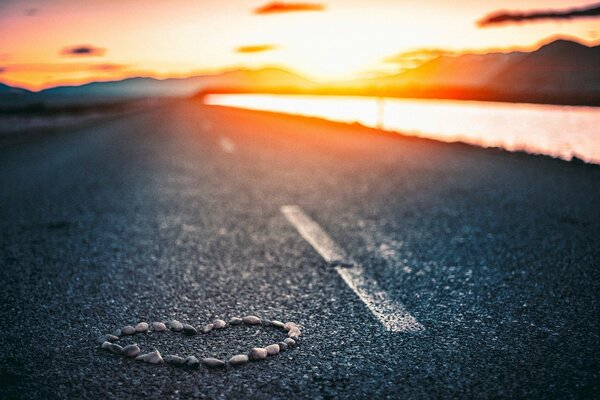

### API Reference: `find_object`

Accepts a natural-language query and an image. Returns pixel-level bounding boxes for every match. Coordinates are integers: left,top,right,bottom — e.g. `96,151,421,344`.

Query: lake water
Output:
205,94,600,165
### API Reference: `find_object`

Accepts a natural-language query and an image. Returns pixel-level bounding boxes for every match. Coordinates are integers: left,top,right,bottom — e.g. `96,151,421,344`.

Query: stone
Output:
283,338,296,347
112,329,122,337
288,327,301,339
169,320,183,332
283,322,298,331
107,334,119,342
164,355,186,366
182,324,197,335
202,358,226,368
200,324,214,334
248,348,268,360
213,319,226,329
243,316,261,325
121,325,135,335
108,343,124,354
98,334,119,344
186,356,200,368
228,354,249,366
123,344,141,357
146,350,163,364
101,341,111,350
135,322,149,333
277,342,288,351
228,317,243,325
266,344,280,356
152,322,167,332
270,320,285,329
135,354,147,361
261,319,272,327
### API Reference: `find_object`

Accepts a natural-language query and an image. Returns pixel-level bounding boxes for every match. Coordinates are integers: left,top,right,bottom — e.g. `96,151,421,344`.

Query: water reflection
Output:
206,94,600,164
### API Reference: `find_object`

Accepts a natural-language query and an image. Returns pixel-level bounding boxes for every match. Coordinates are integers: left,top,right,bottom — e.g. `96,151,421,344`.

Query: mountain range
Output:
1,37,599,107
376,38,600,98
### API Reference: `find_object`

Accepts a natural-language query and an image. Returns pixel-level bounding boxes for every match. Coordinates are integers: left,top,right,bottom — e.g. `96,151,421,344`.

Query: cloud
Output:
385,48,456,64
236,44,278,53
88,64,128,72
25,8,38,16
254,2,325,15
384,48,457,70
1,63,127,73
60,45,106,57
0,67,6,74
478,2,600,27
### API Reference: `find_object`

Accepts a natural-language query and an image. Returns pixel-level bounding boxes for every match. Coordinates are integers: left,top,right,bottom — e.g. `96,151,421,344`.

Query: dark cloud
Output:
236,45,278,53
0,67,6,74
478,2,600,27
254,2,325,15
60,45,106,57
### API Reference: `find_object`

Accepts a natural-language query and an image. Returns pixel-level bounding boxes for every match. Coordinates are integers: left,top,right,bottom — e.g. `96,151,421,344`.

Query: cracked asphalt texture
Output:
1,100,599,399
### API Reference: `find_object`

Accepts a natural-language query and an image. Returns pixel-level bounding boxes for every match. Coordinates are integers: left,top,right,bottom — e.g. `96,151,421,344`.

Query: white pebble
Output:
288,327,301,339
243,316,261,325
186,356,200,368
228,354,249,366
182,324,197,335
202,358,225,368
283,322,298,331
146,350,163,364
213,319,226,329
169,320,183,332
165,355,186,366
248,348,268,360
123,344,140,357
121,325,135,335
152,322,167,332
266,344,280,356
108,343,123,354
270,320,285,329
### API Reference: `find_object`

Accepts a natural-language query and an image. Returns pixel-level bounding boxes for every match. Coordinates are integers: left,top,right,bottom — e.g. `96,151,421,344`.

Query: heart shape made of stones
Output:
98,316,302,369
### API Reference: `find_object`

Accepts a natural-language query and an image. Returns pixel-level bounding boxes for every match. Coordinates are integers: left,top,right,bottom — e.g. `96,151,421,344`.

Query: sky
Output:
0,0,598,90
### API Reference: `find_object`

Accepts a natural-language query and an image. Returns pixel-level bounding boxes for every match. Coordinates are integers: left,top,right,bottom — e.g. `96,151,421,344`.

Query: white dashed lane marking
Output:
219,137,236,153
281,205,423,333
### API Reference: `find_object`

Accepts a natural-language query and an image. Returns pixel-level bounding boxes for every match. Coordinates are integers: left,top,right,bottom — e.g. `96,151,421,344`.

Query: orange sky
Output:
0,0,598,90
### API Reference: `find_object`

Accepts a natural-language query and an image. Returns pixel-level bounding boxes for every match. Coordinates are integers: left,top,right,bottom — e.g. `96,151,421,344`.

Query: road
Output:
1,99,599,399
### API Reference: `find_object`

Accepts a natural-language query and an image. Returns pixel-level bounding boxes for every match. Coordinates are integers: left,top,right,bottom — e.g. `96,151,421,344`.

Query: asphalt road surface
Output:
1,99,599,399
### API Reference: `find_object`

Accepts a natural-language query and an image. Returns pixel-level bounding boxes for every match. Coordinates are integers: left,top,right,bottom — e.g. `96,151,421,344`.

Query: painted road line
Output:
219,137,236,153
335,266,423,332
280,205,347,265
280,205,423,333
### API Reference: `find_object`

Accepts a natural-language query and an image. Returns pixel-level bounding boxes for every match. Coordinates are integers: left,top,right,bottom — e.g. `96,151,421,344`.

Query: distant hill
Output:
391,52,527,88
1,38,599,107
363,37,600,105
0,82,31,95
0,83,35,109
488,39,600,95
37,68,316,100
